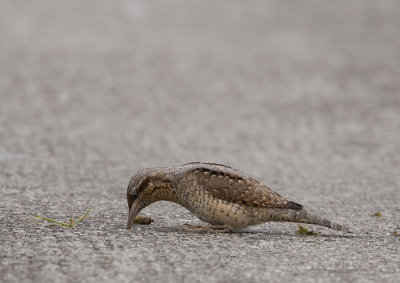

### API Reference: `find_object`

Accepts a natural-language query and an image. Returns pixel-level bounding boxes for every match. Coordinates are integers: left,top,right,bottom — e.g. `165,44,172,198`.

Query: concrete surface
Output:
1,0,400,282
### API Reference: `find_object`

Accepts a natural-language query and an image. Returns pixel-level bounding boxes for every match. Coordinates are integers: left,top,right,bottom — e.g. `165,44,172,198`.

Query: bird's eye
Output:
132,191,139,198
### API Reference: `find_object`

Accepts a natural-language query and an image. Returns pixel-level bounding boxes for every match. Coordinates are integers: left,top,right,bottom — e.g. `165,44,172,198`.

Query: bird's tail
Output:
261,208,351,233
291,209,351,233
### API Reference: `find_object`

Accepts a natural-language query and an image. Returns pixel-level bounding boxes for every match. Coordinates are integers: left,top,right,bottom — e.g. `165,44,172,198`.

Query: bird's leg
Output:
181,224,234,233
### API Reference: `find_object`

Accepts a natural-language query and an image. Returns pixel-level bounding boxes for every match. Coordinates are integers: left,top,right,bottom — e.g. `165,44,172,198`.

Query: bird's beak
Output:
127,199,141,229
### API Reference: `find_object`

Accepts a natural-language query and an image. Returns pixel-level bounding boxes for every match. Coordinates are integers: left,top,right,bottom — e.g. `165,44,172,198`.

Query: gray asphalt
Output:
1,1,400,282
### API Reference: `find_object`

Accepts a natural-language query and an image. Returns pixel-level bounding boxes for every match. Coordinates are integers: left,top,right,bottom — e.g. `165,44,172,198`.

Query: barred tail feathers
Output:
293,209,351,233
258,207,351,233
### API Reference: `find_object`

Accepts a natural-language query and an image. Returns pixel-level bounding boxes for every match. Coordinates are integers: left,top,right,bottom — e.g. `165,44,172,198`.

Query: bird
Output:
126,162,351,233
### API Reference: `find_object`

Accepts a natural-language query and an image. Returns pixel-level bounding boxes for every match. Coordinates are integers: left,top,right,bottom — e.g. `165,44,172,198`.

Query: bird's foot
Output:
181,224,233,233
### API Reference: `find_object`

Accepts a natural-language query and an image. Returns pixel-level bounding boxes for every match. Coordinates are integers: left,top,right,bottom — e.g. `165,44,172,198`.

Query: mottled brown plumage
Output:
189,165,302,209
126,162,350,233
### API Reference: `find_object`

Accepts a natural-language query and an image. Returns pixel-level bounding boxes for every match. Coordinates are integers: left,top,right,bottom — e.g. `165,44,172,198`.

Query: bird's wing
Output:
183,163,302,209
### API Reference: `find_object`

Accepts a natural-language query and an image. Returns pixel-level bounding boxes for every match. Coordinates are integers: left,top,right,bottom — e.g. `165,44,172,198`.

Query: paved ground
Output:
1,0,400,282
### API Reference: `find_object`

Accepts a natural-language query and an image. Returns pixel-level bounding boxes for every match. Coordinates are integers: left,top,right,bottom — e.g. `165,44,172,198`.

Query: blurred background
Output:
1,0,399,200
1,1,400,281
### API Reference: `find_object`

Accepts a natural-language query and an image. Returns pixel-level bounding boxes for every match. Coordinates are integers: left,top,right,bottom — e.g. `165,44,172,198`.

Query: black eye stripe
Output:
135,177,151,195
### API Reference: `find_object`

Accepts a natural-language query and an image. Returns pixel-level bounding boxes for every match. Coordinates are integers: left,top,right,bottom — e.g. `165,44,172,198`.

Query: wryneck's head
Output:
126,168,176,229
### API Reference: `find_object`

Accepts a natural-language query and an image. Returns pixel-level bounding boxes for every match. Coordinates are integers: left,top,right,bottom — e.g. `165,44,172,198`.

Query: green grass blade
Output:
75,208,92,225
31,215,67,226
32,221,65,227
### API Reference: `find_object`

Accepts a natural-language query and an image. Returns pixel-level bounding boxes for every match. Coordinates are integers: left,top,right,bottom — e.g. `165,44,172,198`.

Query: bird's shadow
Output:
130,224,359,239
